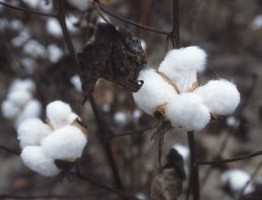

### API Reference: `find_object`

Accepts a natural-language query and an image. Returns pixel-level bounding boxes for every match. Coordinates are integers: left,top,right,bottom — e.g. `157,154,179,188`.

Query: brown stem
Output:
170,0,180,48
187,131,200,200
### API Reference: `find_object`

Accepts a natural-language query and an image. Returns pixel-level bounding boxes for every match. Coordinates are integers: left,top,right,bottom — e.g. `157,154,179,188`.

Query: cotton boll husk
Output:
46,100,76,129
220,169,252,193
41,125,87,160
15,99,42,127
21,146,60,177
158,46,207,92
17,118,52,148
7,89,32,107
1,100,20,119
133,68,178,115
165,93,210,131
194,79,240,115
23,40,47,58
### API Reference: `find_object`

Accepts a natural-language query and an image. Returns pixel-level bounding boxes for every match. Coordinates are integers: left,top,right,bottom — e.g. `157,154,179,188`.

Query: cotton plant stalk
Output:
18,100,88,177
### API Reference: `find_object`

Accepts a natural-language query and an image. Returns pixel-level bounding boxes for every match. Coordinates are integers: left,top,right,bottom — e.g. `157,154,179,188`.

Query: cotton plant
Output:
18,100,88,177
133,46,240,131
1,79,41,128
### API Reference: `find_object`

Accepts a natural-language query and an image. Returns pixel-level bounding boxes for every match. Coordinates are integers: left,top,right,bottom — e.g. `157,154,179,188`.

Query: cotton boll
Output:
38,0,53,12
41,125,87,160
226,116,240,128
23,0,39,9
11,29,31,47
7,89,32,107
140,40,147,51
23,40,47,59
165,93,210,131
9,79,36,93
46,18,62,37
47,44,63,63
172,144,189,161
133,109,143,121
66,15,79,33
114,111,128,126
70,75,82,92
17,118,52,148
46,100,76,129
252,15,262,30
158,46,207,92
21,58,37,74
21,146,60,177
194,79,240,115
16,99,42,127
220,169,252,194
1,100,20,119
133,68,178,115
68,0,89,11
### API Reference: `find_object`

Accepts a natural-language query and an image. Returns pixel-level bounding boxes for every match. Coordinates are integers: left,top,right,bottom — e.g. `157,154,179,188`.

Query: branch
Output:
0,145,20,155
0,1,57,17
198,150,262,165
94,0,169,35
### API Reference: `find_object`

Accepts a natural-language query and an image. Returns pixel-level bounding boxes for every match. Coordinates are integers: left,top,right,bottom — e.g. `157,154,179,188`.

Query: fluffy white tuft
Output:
46,18,62,37
17,118,52,148
47,44,63,63
172,144,189,160
158,46,207,92
9,79,35,93
133,68,178,115
220,169,253,194
23,0,39,9
114,111,128,126
41,125,87,160
23,40,46,58
1,100,20,119
165,93,210,131
70,75,82,92
15,99,42,127
46,100,76,129
7,90,32,107
194,79,240,115
21,146,60,177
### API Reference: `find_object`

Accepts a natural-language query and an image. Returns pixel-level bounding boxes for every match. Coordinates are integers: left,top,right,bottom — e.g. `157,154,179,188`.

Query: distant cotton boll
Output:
23,40,47,59
17,118,52,148
226,116,240,128
252,15,262,30
194,79,240,115
41,125,87,160
220,169,252,193
38,0,53,12
7,90,32,107
68,0,89,11
0,19,8,31
9,79,36,93
11,30,31,47
66,15,79,33
70,75,82,92
140,40,147,51
166,93,210,131
21,146,60,177
21,58,37,74
133,109,143,121
114,111,128,126
158,46,207,92
172,144,189,161
10,19,23,31
15,100,42,127
46,100,75,129
47,44,63,63
101,104,110,113
23,0,39,9
46,18,62,37
1,100,20,119
133,68,178,115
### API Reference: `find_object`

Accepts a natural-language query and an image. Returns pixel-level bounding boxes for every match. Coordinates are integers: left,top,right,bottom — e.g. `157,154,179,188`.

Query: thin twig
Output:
198,150,262,165
94,0,169,35
0,1,57,17
0,145,20,155
170,0,180,48
187,131,200,200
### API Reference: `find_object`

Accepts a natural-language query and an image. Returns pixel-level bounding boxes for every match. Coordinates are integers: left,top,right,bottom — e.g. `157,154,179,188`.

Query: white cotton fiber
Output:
23,0,39,9
68,0,89,11
114,111,128,126
47,44,63,63
46,18,62,37
165,93,210,131
194,79,240,115
172,144,189,160
220,169,253,194
9,79,36,93
15,99,42,127
70,75,82,92
7,90,32,107
1,100,20,119
46,100,76,129
23,40,47,58
21,146,60,177
158,46,207,92
133,68,178,115
17,118,52,148
41,125,87,160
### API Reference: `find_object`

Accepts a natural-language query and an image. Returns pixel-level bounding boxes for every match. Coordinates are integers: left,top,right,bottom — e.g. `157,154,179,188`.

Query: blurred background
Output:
0,0,262,199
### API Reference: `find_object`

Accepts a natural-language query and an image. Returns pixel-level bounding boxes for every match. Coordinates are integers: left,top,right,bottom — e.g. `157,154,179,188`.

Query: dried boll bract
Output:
133,46,240,131
78,23,146,95
18,100,88,177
